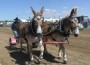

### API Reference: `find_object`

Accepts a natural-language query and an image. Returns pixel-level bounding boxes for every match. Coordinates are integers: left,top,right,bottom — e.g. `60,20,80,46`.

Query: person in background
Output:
11,17,21,40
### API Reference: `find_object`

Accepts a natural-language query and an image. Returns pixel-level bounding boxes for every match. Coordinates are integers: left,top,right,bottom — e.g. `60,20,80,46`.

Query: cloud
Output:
44,8,70,18
43,6,84,19
52,10,56,12
62,9,70,15
44,9,57,18
74,6,84,11
44,7,74,18
44,7,73,18
60,6,84,18
58,7,71,18
63,7,67,9
45,9,50,12
44,9,56,14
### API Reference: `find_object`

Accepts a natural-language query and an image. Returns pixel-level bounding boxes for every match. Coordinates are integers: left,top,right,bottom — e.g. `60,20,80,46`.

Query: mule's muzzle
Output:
74,34,78,37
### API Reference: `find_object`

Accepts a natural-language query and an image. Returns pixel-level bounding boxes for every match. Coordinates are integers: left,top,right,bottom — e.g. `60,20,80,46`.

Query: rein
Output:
43,28,56,36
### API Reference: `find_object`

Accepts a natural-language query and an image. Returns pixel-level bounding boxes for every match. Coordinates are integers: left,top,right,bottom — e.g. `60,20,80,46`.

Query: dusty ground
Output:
0,27,90,65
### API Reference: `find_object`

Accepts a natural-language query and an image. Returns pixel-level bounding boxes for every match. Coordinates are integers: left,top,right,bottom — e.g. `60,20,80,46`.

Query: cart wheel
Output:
9,38,15,49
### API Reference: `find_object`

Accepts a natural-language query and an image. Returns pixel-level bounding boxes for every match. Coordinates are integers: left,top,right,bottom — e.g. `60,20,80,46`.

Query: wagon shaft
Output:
43,41,67,44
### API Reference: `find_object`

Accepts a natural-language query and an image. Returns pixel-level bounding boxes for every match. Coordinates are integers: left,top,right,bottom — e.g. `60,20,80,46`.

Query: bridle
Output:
57,17,79,37
30,14,44,36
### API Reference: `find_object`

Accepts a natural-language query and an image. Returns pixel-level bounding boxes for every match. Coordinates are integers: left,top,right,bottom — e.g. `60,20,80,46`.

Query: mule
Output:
18,7,44,63
43,8,80,64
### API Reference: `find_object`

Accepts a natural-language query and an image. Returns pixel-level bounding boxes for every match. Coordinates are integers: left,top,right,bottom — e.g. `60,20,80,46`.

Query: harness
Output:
56,19,70,37
23,21,41,45
43,19,71,44
44,19,70,38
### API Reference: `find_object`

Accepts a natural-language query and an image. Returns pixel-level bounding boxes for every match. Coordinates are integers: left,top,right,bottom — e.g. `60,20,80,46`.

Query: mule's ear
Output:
40,7,44,15
74,8,77,16
75,8,77,15
31,7,36,15
70,8,77,17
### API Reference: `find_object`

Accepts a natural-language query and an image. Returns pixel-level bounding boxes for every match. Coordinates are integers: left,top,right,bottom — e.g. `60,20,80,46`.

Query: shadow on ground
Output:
5,46,61,65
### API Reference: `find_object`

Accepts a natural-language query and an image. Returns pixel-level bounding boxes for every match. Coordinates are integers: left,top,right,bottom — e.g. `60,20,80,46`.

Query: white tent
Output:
21,19,28,22
44,18,59,22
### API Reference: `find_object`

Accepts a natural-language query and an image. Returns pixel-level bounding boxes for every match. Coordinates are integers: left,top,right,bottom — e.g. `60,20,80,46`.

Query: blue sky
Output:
0,0,89,20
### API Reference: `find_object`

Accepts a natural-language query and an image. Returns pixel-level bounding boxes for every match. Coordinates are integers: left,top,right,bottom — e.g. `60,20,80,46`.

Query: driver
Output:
11,17,21,40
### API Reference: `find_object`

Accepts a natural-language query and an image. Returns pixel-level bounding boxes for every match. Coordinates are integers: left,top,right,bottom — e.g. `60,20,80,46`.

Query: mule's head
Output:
31,7,44,35
63,8,79,37
69,8,79,37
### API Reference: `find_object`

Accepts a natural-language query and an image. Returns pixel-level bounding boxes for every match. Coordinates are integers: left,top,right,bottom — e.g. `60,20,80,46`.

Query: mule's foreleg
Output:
44,44,48,53
58,44,62,59
39,39,44,61
28,40,34,62
19,38,23,52
61,45,67,64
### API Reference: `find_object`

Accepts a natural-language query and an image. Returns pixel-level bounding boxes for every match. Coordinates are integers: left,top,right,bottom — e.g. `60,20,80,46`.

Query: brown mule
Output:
18,7,44,63
43,8,80,64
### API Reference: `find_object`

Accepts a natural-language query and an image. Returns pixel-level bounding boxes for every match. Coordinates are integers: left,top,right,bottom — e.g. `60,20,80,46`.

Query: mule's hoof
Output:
63,61,67,64
38,58,44,64
58,57,61,59
30,60,35,65
38,58,42,62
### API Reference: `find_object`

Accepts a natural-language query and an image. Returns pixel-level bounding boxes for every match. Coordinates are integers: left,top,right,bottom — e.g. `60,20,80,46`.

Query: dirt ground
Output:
0,27,90,65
